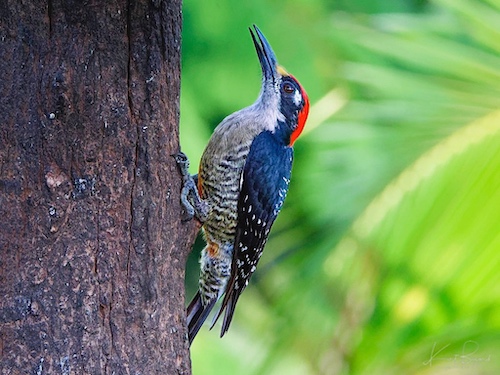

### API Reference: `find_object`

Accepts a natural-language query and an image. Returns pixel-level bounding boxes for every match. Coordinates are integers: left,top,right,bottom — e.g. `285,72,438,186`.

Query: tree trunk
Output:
0,1,196,374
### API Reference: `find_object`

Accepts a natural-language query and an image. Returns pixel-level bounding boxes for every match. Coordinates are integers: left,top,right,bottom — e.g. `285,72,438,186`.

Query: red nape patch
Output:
289,78,310,146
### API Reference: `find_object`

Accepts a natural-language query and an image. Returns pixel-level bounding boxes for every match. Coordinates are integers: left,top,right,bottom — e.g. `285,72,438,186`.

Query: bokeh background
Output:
179,0,500,374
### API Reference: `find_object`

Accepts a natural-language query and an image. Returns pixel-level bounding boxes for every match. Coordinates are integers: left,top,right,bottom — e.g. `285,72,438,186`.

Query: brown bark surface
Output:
0,1,196,373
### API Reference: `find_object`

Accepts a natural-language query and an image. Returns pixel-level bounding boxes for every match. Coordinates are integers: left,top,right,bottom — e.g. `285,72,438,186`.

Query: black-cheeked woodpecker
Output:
176,25,310,344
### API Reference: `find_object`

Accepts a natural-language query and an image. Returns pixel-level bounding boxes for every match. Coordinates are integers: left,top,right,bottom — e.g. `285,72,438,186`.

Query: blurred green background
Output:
179,0,500,374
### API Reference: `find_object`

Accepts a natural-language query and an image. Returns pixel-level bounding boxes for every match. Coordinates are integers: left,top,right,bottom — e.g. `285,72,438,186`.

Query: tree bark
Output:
0,1,196,374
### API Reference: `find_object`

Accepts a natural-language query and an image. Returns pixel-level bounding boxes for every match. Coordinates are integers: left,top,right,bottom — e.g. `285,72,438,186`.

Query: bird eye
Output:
283,82,294,94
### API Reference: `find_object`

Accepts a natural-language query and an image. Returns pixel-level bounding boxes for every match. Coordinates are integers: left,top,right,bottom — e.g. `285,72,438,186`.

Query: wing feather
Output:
212,131,293,336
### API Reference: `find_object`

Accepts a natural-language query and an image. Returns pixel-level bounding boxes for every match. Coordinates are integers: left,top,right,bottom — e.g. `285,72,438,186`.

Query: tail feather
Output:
186,291,216,344
210,274,242,338
220,291,240,337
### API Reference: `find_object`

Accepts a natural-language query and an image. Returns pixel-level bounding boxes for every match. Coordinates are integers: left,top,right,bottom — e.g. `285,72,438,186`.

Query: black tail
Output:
210,271,242,338
186,291,217,344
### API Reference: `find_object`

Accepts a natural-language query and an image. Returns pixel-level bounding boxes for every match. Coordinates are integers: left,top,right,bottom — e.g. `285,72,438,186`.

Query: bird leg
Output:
173,152,210,222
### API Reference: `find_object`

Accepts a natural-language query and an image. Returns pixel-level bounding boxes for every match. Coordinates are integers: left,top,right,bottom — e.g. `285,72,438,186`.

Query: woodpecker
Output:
176,25,309,344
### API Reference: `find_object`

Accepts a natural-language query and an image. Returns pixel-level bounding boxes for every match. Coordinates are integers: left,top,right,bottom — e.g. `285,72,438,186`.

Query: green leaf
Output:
340,110,500,374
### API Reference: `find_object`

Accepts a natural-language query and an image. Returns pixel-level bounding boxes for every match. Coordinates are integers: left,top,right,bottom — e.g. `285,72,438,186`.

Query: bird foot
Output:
173,152,210,222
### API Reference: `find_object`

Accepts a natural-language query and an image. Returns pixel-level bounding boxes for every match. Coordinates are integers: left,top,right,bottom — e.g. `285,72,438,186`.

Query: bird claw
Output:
173,151,209,223
182,210,195,223
173,152,190,177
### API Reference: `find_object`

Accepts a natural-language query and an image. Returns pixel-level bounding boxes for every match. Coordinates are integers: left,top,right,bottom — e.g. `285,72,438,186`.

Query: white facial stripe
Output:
293,89,302,106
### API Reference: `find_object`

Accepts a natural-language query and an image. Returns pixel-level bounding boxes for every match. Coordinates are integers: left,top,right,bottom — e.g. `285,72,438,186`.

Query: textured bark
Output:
0,1,196,374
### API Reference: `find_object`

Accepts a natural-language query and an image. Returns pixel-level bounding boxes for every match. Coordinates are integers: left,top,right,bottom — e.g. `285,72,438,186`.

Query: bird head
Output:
250,25,310,146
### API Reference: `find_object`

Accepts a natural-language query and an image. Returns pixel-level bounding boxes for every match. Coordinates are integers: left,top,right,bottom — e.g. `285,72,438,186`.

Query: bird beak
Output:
249,25,279,82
